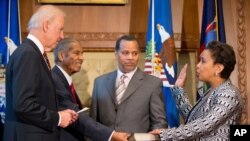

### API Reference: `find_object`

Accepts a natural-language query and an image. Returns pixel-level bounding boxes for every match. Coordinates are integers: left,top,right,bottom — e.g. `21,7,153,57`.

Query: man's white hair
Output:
27,5,65,31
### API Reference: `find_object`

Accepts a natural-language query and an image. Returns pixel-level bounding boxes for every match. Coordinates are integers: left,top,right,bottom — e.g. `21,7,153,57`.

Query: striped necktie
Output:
116,74,127,104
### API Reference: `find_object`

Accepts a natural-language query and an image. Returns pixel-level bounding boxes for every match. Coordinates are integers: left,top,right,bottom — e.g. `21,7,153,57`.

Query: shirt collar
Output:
27,34,44,54
117,67,138,80
56,65,72,85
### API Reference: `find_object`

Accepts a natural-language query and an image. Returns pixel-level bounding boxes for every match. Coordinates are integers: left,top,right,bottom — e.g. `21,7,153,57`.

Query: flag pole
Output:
7,0,11,63
18,0,21,44
215,0,219,41
151,0,155,75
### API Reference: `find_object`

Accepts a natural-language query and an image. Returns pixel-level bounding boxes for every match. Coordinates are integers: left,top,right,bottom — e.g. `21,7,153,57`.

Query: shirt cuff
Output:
108,131,115,141
58,112,61,126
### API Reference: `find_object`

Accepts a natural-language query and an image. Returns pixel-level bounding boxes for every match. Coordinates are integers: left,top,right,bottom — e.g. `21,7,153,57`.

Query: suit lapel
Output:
24,39,57,109
26,39,52,76
52,66,70,92
52,66,83,108
105,71,117,105
119,69,144,104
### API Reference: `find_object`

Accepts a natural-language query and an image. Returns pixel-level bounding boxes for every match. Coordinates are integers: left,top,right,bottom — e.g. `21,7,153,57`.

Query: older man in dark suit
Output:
90,35,167,133
51,38,129,141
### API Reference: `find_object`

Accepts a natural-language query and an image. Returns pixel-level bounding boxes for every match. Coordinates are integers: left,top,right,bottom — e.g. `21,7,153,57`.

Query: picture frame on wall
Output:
37,0,128,4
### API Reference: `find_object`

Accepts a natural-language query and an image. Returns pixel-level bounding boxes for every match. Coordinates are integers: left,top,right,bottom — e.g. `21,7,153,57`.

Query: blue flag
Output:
0,0,21,125
200,0,226,53
0,0,21,64
197,0,226,98
144,0,179,127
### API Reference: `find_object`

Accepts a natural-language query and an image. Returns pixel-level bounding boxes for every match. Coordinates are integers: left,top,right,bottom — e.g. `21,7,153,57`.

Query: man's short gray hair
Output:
27,5,65,31
53,38,80,63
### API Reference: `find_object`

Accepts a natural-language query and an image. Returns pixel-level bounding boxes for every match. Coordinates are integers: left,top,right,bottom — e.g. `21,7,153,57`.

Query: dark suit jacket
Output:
90,68,167,133
51,66,113,141
3,39,59,141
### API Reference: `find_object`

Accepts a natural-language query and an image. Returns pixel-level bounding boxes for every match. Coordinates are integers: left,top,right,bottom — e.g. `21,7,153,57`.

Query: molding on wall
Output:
65,32,129,41
64,32,199,42
64,32,147,52
236,0,247,124
63,32,199,52
22,32,200,52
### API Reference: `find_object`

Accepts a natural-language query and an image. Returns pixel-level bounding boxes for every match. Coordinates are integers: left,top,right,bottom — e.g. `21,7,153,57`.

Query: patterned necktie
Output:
43,52,51,70
116,74,127,104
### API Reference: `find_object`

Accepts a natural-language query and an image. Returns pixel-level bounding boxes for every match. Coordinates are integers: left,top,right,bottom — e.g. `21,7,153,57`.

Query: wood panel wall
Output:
20,0,148,52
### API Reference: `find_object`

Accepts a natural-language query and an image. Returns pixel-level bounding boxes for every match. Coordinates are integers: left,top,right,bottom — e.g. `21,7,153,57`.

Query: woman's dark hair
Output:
206,41,236,79
115,35,138,51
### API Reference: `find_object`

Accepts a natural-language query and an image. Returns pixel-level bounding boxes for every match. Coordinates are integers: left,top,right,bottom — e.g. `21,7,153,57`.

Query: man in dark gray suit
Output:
90,35,167,133
3,5,77,141
51,38,129,141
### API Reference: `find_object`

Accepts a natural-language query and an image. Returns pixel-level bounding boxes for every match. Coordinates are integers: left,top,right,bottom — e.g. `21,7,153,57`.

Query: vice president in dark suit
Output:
51,38,129,141
3,5,77,141
90,35,167,133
